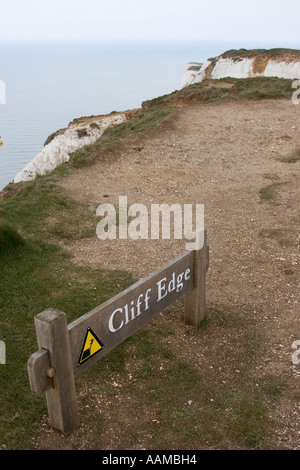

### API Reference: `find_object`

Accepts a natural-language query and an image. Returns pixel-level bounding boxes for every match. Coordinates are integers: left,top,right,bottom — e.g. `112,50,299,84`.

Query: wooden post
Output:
34,308,79,434
184,229,208,326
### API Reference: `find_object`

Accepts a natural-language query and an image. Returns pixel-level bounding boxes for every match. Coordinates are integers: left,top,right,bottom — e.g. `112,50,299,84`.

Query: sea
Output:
0,40,296,190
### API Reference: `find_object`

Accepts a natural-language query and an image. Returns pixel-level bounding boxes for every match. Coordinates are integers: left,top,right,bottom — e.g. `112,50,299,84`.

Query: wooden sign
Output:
70,249,194,376
27,231,208,434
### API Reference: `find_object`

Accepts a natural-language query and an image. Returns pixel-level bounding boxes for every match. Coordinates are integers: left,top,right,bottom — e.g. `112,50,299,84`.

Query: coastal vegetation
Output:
142,76,294,108
69,106,174,168
278,148,300,164
0,177,134,449
216,48,300,61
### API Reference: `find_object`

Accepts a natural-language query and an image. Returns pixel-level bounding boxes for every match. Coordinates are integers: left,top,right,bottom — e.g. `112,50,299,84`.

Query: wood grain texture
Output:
34,308,79,434
69,250,194,376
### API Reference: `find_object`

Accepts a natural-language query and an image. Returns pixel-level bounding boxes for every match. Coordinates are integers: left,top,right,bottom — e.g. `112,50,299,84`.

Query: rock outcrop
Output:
182,48,300,88
13,112,128,183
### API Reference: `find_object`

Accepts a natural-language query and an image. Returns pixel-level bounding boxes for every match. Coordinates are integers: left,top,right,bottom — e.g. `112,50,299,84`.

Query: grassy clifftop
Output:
142,76,294,108
0,75,298,449
216,48,300,62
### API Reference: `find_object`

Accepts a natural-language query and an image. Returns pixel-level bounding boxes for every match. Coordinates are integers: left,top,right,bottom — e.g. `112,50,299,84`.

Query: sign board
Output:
27,231,208,434
69,250,194,376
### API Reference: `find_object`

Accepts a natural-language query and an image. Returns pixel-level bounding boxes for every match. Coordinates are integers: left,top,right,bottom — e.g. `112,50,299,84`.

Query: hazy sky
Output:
0,0,299,46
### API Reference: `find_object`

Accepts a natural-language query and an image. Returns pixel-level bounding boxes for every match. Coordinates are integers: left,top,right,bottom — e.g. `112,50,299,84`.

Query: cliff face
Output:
13,113,128,183
181,48,300,88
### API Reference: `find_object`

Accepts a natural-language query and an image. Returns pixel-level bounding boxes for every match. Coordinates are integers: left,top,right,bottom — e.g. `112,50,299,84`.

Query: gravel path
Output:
50,98,300,449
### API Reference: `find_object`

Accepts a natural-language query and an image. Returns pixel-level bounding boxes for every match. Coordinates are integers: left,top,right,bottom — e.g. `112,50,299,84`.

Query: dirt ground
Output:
33,98,299,449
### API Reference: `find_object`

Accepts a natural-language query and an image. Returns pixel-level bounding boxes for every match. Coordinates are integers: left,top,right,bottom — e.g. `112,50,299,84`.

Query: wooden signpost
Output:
27,231,209,434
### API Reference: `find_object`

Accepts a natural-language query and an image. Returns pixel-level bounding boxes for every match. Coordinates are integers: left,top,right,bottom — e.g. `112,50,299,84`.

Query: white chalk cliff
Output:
182,48,300,88
14,113,127,183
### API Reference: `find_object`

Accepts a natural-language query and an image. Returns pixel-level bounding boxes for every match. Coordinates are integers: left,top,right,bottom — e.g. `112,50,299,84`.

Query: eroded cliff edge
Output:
182,48,300,87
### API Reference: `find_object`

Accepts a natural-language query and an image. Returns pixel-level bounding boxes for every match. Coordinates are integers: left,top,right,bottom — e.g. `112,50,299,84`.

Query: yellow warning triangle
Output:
78,328,104,366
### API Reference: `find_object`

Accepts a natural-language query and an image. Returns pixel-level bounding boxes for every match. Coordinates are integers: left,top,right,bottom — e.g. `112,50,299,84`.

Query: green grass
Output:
0,223,25,252
259,181,288,204
259,375,287,398
279,149,300,164
0,177,96,241
226,399,270,448
259,227,296,250
259,228,284,239
229,76,293,100
143,77,294,108
0,238,133,449
0,178,134,449
69,106,174,168
218,48,300,61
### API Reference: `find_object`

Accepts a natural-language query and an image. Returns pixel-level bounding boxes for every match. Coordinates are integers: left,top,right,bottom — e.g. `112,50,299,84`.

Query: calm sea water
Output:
0,40,288,190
